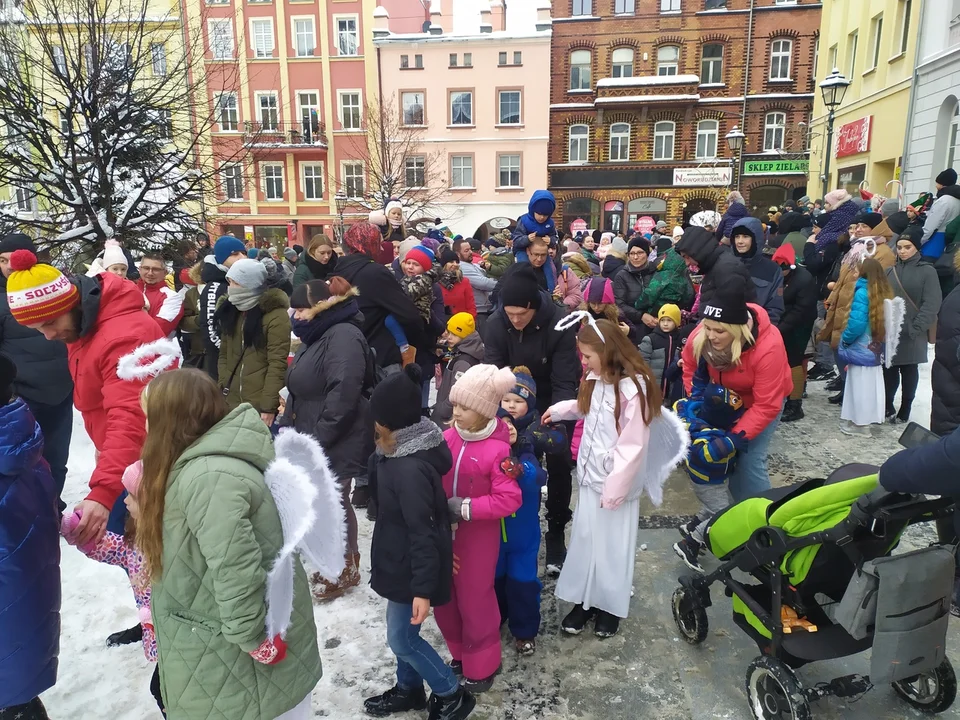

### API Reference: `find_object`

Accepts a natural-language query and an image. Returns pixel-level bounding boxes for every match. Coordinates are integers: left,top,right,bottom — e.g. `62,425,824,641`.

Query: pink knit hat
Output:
824,189,852,210
449,364,516,419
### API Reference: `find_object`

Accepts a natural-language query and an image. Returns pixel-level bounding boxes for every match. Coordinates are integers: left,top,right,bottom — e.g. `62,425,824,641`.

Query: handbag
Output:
891,267,937,345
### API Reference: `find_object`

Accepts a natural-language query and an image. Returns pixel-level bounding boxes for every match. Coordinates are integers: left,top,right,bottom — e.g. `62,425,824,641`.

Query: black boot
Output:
107,624,143,647
545,530,566,576
363,685,428,717
1,697,49,720
352,484,370,508
561,603,597,635
594,610,621,639
828,391,844,405
461,665,500,694
825,375,844,392
427,687,476,720
808,364,836,381
781,399,804,423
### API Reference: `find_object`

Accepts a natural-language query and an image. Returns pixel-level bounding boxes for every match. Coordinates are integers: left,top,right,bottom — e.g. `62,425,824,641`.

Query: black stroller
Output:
670,427,957,719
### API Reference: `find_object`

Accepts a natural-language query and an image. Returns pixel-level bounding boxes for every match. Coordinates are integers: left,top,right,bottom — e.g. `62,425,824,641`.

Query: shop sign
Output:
243,225,254,245
570,218,588,234
835,116,872,158
743,159,809,175
488,217,512,229
672,167,732,186
635,216,656,234
627,198,667,213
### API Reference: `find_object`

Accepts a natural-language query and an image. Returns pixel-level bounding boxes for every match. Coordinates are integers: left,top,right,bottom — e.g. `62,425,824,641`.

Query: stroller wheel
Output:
745,655,811,720
671,587,708,645
892,657,957,714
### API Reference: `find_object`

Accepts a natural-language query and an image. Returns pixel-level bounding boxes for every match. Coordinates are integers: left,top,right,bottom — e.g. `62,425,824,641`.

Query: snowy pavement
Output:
43,360,958,719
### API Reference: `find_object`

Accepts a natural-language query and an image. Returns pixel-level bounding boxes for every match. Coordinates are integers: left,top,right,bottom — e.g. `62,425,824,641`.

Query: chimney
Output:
535,3,552,32
490,0,505,32
373,6,390,38
429,0,443,34
479,2,492,33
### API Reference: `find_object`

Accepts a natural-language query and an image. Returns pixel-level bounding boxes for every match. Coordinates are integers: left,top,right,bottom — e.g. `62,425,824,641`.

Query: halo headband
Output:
555,310,606,344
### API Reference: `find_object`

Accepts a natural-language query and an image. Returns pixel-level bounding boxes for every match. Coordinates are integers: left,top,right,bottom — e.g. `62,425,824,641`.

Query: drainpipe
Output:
899,0,926,204
740,0,755,198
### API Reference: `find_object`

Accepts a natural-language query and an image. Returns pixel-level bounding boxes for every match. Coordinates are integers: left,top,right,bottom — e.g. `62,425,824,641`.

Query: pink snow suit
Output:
436,420,522,681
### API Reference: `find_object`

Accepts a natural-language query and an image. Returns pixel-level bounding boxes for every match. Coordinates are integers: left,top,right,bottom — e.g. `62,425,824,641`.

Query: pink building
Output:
190,0,380,246
373,0,552,240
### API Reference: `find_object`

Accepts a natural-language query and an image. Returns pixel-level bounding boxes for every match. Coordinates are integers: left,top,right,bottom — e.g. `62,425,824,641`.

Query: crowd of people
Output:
1,167,959,719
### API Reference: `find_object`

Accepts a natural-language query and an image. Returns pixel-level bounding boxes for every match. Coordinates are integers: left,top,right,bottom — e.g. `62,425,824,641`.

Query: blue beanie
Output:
214,235,246,265
508,365,537,409
247,248,259,259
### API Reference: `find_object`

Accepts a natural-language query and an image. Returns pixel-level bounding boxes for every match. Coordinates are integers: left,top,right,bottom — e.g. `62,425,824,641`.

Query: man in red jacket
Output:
137,252,184,337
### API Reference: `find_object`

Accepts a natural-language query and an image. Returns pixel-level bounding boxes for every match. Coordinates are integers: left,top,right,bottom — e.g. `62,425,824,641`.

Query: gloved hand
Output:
729,430,750,453
447,496,464,522
249,634,288,665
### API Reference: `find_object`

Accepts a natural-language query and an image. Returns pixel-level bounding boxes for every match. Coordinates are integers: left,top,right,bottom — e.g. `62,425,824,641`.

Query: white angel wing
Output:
884,296,906,369
636,408,690,506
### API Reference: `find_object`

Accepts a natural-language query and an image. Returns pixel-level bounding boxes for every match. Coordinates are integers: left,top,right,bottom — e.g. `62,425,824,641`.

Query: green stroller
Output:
671,463,957,719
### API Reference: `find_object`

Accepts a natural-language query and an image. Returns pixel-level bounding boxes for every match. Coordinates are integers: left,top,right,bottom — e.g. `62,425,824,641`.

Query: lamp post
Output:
819,68,851,200
725,125,745,192
334,191,347,243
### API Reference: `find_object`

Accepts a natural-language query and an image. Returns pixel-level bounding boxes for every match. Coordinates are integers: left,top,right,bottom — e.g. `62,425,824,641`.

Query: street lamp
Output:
334,191,348,243
819,68,851,200
725,125,746,192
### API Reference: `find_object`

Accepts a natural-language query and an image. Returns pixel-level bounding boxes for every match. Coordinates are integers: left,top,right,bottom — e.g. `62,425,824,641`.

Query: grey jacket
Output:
432,333,485,425
460,261,497,314
887,254,943,365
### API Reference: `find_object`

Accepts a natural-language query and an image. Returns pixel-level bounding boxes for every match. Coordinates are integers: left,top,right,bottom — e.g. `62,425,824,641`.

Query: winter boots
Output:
781,398,804,422
363,685,428,717
106,623,143,647
311,552,361,602
427,687,477,720
544,530,566,576
561,604,597,635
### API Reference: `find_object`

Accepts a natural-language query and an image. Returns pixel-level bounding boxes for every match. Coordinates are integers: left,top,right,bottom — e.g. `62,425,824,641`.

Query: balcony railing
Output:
242,121,328,148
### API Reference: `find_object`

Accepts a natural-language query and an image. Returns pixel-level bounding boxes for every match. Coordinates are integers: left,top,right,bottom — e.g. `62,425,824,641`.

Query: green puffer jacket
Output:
217,289,292,414
634,248,695,314
152,404,322,719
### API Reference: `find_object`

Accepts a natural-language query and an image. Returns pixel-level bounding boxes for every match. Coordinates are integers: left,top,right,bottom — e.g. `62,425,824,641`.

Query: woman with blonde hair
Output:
681,282,793,501
293,234,338,286
138,369,322,719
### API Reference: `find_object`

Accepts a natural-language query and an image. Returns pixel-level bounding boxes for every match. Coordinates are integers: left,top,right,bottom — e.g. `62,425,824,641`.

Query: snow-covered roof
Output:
597,74,699,88
595,94,700,104
550,102,594,109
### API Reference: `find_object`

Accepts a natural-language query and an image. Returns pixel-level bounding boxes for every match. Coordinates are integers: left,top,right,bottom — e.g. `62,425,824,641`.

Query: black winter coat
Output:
0,275,72,406
613,262,656,326
803,240,843,299
336,253,425,368
731,217,785,324
199,259,228,378
932,284,960,436
283,298,374,480
880,427,960,500
484,301,580,412
777,266,818,366
369,441,453,605
674,227,756,315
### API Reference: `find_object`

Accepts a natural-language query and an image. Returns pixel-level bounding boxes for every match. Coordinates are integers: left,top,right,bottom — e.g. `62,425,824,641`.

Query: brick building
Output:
547,0,821,234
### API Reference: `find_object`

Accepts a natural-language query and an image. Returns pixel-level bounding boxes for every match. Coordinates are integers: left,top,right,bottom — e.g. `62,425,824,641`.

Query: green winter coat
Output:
484,248,515,279
217,289,292,414
634,248,694,314
151,405,322,719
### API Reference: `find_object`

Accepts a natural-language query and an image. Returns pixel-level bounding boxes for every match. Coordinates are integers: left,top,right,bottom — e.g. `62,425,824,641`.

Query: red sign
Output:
286,222,298,247
636,216,656,234
570,218,587,234
835,116,872,159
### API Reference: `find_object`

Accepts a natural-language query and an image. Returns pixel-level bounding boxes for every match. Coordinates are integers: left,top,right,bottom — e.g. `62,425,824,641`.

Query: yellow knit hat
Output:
446,312,476,339
6,249,80,326
658,304,681,327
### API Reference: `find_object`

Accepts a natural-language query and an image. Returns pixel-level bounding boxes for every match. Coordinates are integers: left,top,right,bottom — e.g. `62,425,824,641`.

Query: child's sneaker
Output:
673,538,705,573
515,638,536,656
678,516,700,541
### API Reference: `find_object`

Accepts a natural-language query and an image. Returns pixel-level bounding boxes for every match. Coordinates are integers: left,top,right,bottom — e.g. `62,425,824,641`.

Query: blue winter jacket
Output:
0,399,60,708
839,278,882,367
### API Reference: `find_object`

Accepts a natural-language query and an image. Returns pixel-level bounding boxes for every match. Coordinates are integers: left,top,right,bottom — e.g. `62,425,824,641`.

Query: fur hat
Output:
370,364,424,431
449,364,516,420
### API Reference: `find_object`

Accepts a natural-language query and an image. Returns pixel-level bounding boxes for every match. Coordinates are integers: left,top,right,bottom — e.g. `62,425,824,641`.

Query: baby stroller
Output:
671,457,957,719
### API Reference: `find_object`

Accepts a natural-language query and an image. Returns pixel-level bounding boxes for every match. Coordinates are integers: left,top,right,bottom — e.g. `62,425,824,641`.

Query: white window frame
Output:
653,120,675,161
404,155,426,188
764,111,786,151
255,91,279,130
615,0,634,14
657,45,679,76
208,19,234,60
291,16,316,58
222,163,243,200
696,119,718,159
829,44,838,71
296,90,321,140
450,155,474,188
572,0,591,16
608,122,630,162
52,46,66,73
301,162,324,201
869,14,883,70
401,91,425,126
660,0,680,12
897,0,912,56
338,89,362,130
498,154,521,188
513,51,522,65
156,109,173,139
569,50,591,91
847,30,858,78
450,90,473,126
498,90,521,125
568,124,589,163
770,38,792,80
342,161,365,198
214,92,239,131
58,109,70,134
947,103,960,171
150,43,167,76
250,18,275,58
612,48,634,78
701,43,723,84
14,187,33,213
261,162,284,201
334,15,359,57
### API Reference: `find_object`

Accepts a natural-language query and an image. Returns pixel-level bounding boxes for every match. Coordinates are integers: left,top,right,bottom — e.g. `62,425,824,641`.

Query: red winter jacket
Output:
137,279,185,337
70,273,168,508
440,276,477,318
682,303,792,440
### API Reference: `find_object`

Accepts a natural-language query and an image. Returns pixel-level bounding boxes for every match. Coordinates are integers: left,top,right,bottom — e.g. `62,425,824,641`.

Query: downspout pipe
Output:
899,0,926,204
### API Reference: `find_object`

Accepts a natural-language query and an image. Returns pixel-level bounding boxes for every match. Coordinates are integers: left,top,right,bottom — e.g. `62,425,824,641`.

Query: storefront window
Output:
626,197,667,230
604,200,624,234
562,197,600,236
748,186,789,218
254,225,289,248
838,164,866,198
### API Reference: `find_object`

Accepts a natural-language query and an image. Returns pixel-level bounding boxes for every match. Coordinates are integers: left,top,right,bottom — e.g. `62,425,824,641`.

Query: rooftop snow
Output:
597,74,700,88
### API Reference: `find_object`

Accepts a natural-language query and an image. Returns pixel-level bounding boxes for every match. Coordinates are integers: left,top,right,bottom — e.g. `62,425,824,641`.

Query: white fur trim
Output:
115,338,182,381
884,296,906,369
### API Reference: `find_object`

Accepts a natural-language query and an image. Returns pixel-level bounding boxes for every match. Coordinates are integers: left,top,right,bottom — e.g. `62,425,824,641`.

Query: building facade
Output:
373,0,551,239
806,0,920,203
183,0,379,247
547,0,820,234
900,0,960,202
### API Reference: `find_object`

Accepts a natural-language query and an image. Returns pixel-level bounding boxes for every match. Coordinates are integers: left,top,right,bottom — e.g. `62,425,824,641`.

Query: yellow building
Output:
807,0,920,203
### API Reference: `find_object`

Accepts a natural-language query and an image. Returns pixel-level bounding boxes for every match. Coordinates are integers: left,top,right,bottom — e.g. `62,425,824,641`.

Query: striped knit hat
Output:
6,249,80,326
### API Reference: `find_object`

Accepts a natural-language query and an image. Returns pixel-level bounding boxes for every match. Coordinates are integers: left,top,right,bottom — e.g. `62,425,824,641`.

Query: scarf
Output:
439,268,461,290
814,199,860,252
381,418,446,458
228,285,263,311
291,299,358,346
303,252,336,280
455,417,498,442
701,343,736,372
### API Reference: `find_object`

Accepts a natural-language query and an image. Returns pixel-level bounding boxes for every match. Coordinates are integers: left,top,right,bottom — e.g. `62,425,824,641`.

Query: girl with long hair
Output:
838,256,903,435
542,317,688,638
138,369,322,720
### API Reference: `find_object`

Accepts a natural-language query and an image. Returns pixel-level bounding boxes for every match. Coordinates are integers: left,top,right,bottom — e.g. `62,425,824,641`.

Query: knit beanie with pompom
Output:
5,249,80,326
449,364,517,419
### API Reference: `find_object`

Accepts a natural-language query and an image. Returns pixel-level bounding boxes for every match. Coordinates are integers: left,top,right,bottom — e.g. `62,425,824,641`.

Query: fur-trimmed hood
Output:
188,261,204,285
297,286,360,322
258,287,290,314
